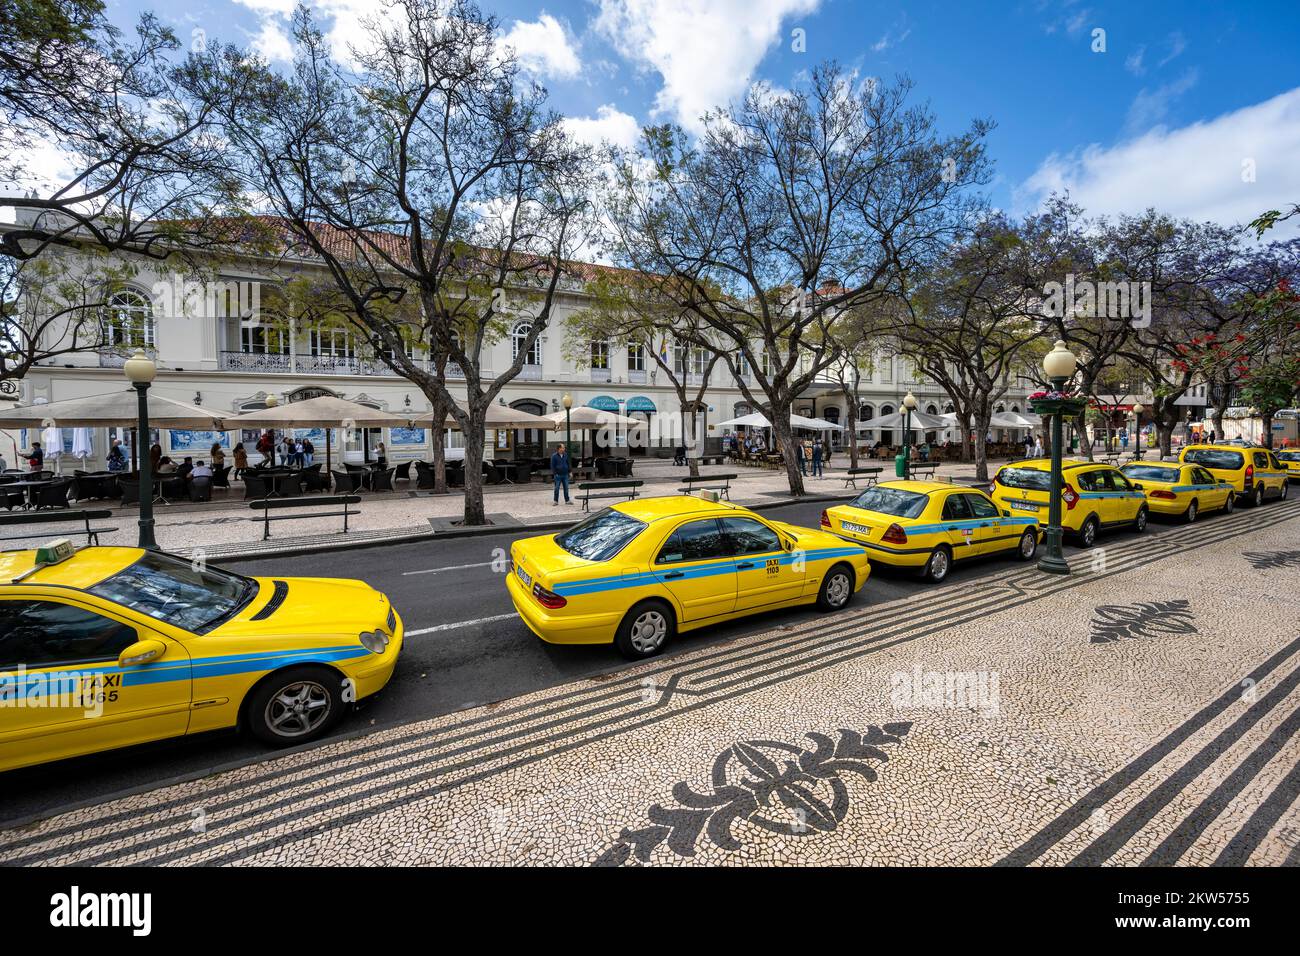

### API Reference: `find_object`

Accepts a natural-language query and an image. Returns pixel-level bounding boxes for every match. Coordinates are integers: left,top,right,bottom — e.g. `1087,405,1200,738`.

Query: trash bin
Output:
895,453,907,477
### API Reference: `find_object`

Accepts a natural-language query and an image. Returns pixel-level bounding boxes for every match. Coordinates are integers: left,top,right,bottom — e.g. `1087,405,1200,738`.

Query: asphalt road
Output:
1,496,1105,824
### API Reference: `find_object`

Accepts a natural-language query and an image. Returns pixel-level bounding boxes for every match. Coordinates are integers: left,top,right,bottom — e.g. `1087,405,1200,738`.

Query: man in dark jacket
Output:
550,443,572,505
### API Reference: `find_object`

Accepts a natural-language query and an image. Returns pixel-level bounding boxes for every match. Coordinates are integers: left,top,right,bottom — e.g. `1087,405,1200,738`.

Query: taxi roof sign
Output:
36,539,76,565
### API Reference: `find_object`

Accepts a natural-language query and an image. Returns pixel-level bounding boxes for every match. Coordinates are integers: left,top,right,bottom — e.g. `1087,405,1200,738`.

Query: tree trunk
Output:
844,388,860,469
429,397,451,494
681,400,700,478
771,406,805,496
972,409,992,481
1076,414,1093,460
461,410,488,525
1262,412,1275,449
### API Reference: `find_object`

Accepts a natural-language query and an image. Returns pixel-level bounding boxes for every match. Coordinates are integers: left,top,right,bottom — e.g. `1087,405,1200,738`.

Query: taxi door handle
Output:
663,571,685,579
736,562,755,569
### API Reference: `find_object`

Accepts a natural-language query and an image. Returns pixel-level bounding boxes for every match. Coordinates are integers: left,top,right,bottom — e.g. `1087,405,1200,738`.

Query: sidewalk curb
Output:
214,490,859,563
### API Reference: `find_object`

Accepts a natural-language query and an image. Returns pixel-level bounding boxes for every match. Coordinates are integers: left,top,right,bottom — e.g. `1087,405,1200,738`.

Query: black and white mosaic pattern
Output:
1089,599,1198,644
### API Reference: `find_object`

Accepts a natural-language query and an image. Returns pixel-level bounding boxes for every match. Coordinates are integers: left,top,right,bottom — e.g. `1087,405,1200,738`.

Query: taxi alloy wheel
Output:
1078,516,1099,548
246,666,344,746
1134,506,1148,533
1224,493,1235,514
1282,481,1290,500
615,600,674,659
1253,484,1265,508
922,546,951,582
1185,499,1198,524
1016,529,1037,560
817,564,855,610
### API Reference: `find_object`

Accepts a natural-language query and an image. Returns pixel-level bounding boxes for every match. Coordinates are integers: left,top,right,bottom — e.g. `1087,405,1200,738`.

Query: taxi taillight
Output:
532,583,567,609
1245,464,1254,484
1149,489,1176,500
1062,484,1080,510
820,509,831,529
882,523,908,544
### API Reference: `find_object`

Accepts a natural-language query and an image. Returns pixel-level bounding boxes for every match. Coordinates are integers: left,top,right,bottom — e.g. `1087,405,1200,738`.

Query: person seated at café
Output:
189,460,213,481
177,456,194,479
157,456,177,474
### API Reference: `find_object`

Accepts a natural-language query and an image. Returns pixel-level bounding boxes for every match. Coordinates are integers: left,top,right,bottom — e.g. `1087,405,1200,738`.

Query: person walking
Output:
209,442,226,472
796,439,807,476
233,442,248,479
811,437,824,477
550,443,572,505
302,437,314,467
25,441,44,472
1032,434,1044,457
107,439,127,472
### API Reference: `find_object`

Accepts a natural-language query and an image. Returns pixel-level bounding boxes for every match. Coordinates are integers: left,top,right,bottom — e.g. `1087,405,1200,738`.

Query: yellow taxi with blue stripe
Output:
990,458,1148,548
1270,449,1300,482
507,495,870,658
1179,444,1290,508
0,541,402,773
822,480,1040,582
1120,461,1236,522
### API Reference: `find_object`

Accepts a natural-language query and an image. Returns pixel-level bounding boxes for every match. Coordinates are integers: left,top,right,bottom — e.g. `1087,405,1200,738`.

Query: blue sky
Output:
104,0,1300,231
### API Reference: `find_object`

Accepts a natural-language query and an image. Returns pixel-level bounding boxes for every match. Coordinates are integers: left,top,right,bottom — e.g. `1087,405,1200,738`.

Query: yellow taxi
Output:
990,458,1148,548
0,541,402,773
1271,449,1300,482
1119,461,1236,522
1179,444,1290,507
506,495,870,658
821,480,1040,582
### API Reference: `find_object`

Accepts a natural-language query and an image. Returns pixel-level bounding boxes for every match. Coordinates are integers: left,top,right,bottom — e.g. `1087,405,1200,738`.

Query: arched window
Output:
858,403,874,422
926,404,938,415
512,322,540,366
101,289,154,348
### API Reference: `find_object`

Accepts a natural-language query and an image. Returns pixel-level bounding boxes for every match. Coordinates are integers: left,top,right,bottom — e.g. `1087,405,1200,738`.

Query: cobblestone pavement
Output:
4,497,1298,867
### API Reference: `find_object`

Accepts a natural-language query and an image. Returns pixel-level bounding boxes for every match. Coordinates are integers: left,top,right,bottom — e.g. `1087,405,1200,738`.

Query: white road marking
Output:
401,561,496,576
405,612,519,636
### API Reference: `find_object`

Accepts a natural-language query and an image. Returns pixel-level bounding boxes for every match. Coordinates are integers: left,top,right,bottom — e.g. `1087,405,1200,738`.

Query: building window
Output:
101,289,154,349
627,342,646,371
590,340,610,369
310,327,352,357
241,323,284,354
512,321,540,366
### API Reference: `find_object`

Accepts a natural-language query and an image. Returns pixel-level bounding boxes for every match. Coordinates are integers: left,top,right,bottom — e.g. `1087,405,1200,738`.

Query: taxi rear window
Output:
848,487,928,518
1123,465,1181,483
554,509,646,561
1184,448,1244,470
996,467,1051,491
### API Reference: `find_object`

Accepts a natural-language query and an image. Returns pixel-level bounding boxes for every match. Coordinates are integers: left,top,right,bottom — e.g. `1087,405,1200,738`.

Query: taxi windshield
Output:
849,486,928,518
554,509,647,561
997,467,1052,491
87,551,255,634
1184,448,1244,470
1277,451,1300,462
1123,465,1181,483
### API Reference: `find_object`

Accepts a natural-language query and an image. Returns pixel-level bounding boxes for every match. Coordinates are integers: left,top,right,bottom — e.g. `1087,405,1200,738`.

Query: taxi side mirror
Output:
118,639,166,667
1131,482,1144,490
1001,509,1011,517
783,536,796,551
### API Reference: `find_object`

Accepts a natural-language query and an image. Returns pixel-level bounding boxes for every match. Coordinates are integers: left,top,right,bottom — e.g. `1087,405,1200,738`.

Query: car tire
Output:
1252,484,1265,508
921,546,952,582
1134,506,1149,533
1015,529,1037,561
1223,493,1235,514
1185,499,1198,524
244,665,347,747
614,599,675,659
816,563,855,611
1282,481,1290,501
1078,515,1099,548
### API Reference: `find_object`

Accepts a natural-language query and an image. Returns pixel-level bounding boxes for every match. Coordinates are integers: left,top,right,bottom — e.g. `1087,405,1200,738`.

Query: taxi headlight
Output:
359,630,390,654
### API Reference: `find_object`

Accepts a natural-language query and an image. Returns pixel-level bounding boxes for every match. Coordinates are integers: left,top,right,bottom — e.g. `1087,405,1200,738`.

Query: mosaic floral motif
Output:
1242,550,1300,571
592,723,912,866
1089,599,1197,644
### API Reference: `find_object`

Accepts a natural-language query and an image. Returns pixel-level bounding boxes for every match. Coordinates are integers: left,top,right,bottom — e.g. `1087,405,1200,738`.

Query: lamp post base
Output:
1037,553,1071,575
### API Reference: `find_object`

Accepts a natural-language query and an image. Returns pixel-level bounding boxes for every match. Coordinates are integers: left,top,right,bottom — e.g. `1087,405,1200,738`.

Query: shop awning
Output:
626,396,656,412
587,395,620,412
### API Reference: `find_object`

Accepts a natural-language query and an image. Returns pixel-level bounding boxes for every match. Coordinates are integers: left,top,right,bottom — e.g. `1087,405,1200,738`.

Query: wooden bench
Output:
250,494,361,541
909,463,940,480
687,455,726,467
577,479,643,512
0,509,118,547
841,466,883,489
678,473,738,500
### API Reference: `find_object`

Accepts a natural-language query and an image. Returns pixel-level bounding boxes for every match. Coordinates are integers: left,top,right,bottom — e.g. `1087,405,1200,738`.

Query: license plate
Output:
516,565,532,587
841,521,871,535
1010,501,1040,511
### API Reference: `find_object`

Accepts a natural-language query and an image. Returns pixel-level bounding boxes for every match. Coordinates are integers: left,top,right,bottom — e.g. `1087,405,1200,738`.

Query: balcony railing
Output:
591,367,612,383
518,364,542,381
99,348,156,369
628,369,647,384
220,351,292,373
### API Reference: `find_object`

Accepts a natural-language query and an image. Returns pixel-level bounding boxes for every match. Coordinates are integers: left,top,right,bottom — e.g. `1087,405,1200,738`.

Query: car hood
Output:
212,576,393,640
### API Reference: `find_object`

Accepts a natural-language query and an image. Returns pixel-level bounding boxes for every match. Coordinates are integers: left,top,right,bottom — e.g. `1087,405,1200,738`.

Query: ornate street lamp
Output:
902,391,918,480
562,392,573,460
123,350,158,550
1037,340,1078,575
1132,402,1144,460
265,392,280,466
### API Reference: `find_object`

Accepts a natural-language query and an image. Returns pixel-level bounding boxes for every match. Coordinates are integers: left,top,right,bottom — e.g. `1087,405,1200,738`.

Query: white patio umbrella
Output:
792,414,844,430
939,411,1032,430
223,396,413,473
541,406,642,460
857,409,948,432
715,411,772,429
0,390,230,429
71,428,93,461
416,403,561,430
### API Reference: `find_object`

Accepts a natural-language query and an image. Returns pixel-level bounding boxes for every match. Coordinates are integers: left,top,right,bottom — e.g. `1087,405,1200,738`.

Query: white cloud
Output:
1157,31,1186,67
1125,45,1146,76
595,0,821,132
1126,68,1198,133
563,105,641,150
500,14,582,79
250,19,295,63
1015,86,1300,235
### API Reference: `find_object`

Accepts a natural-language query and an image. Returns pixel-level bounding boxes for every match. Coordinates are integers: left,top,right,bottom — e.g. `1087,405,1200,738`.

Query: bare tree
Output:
603,66,990,494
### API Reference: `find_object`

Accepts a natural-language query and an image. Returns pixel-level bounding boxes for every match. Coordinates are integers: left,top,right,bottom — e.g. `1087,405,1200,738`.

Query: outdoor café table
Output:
497,463,520,484
8,479,58,509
